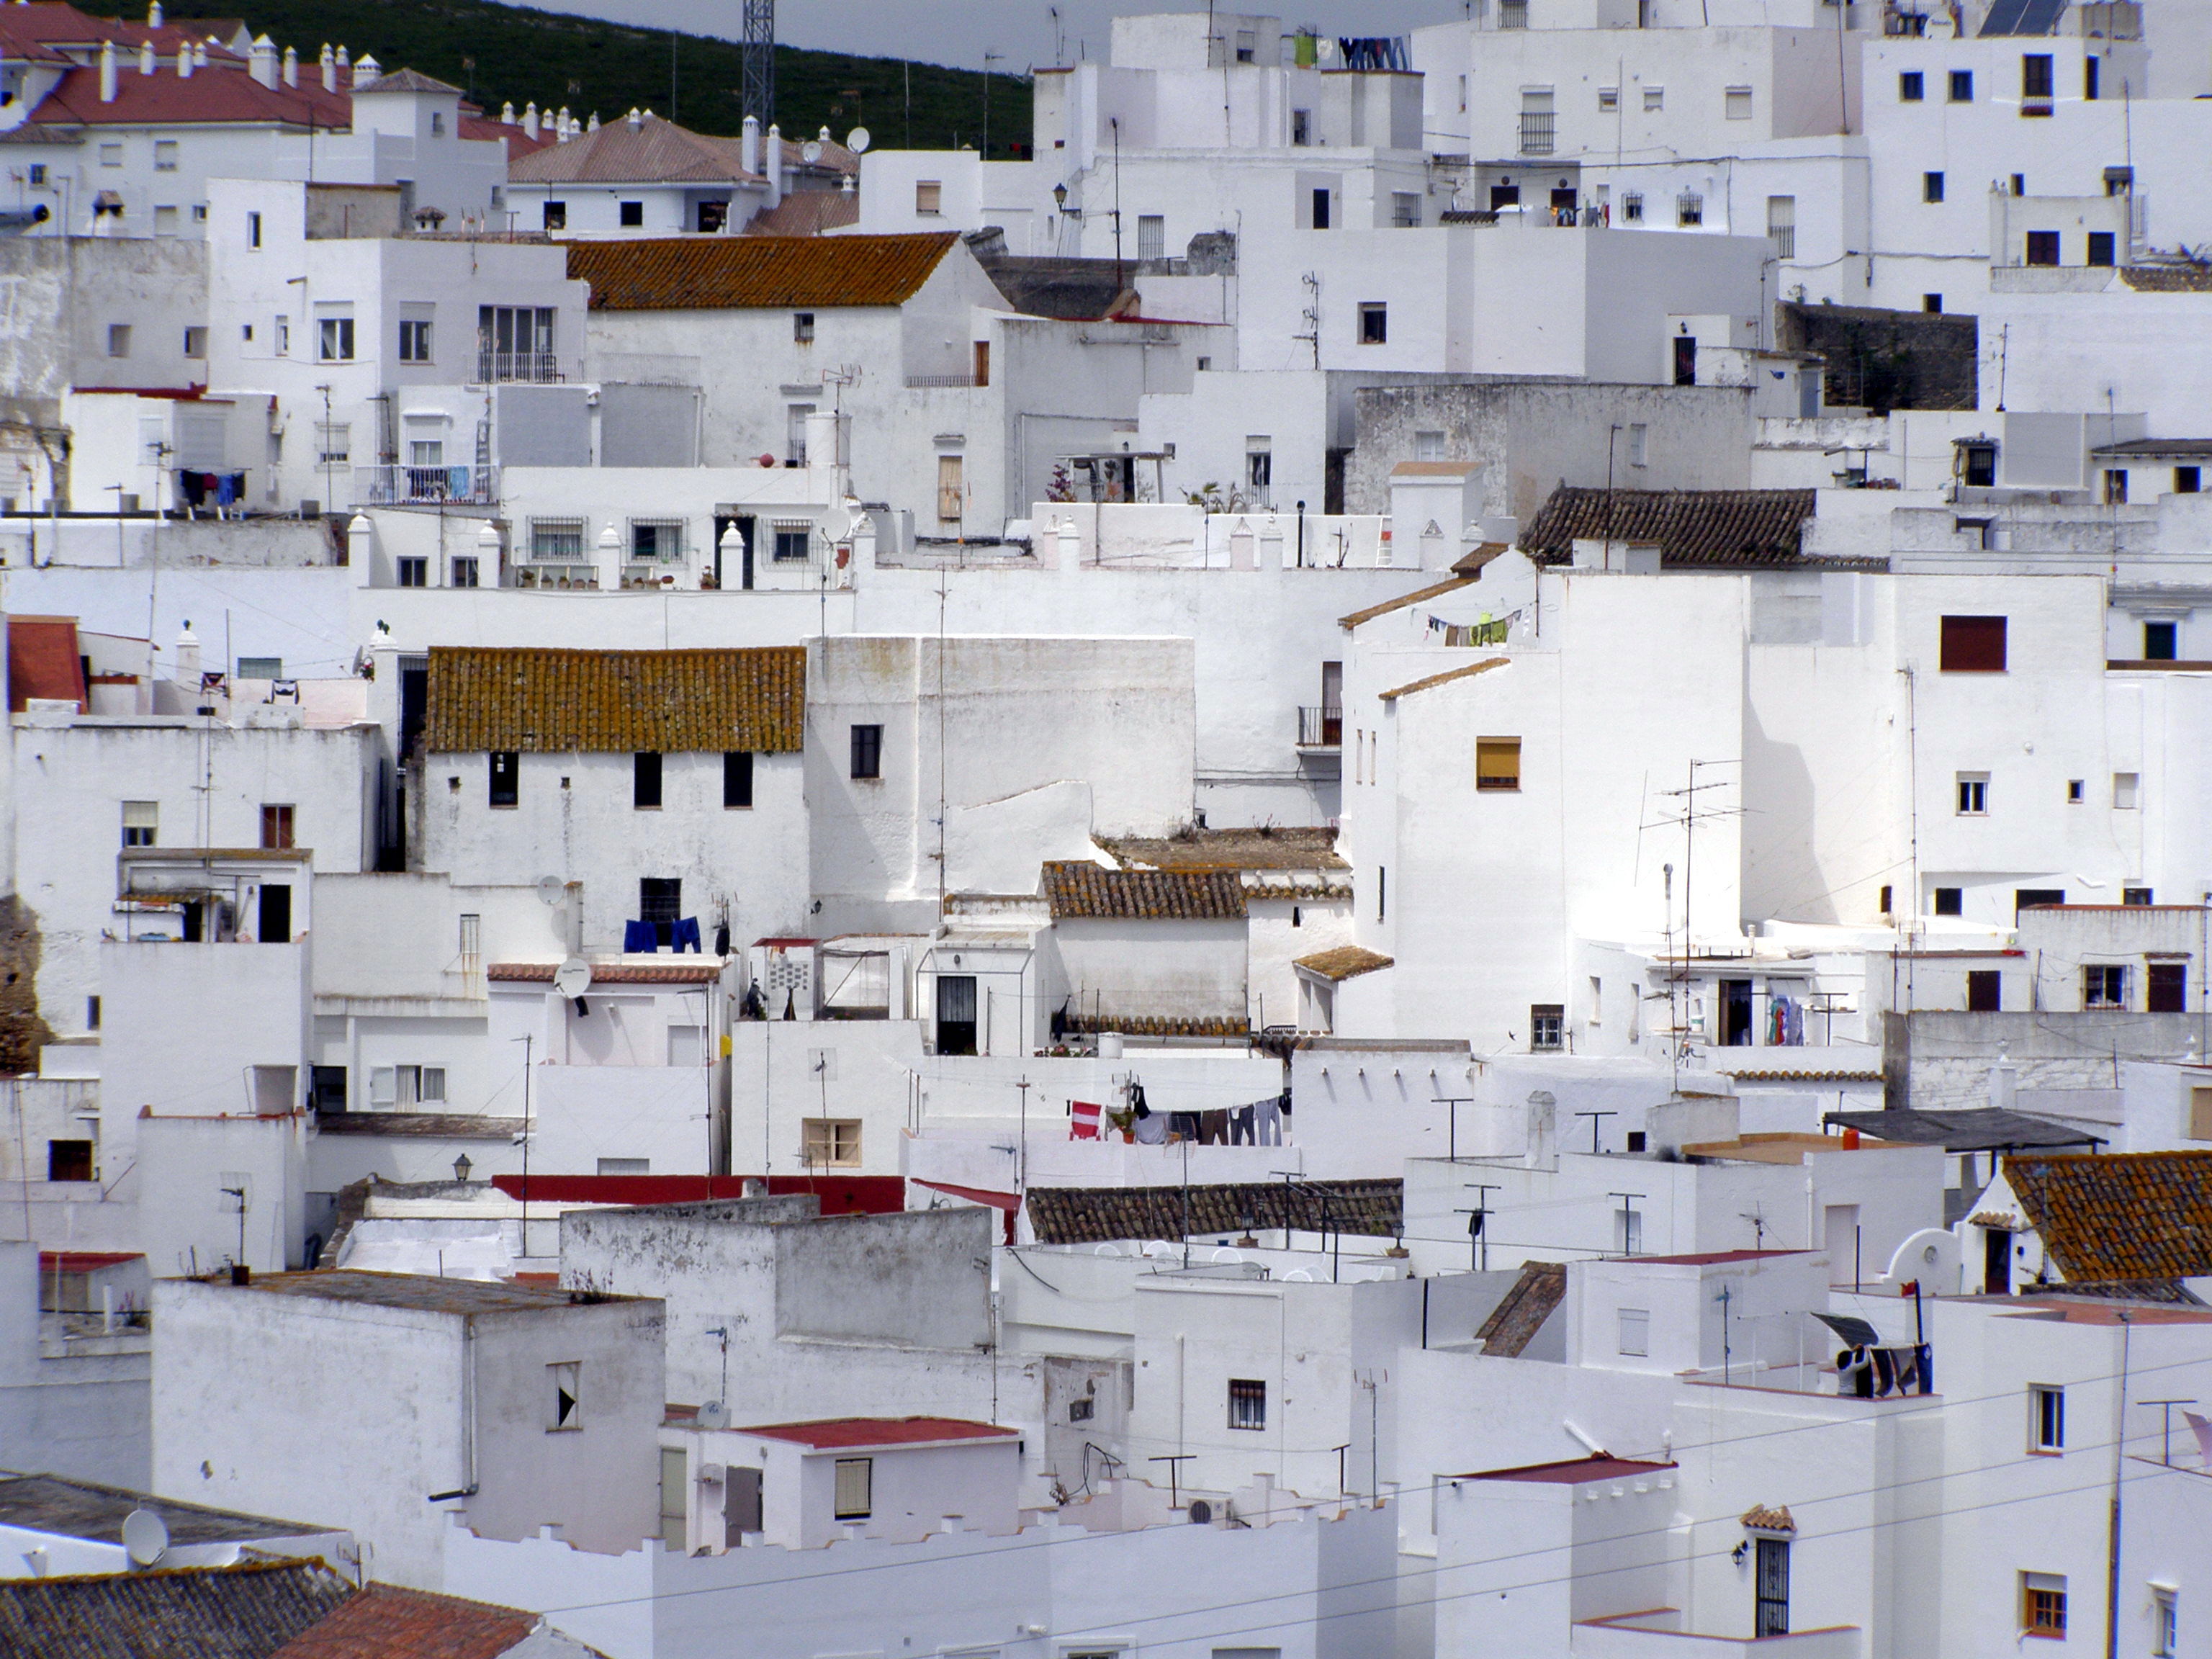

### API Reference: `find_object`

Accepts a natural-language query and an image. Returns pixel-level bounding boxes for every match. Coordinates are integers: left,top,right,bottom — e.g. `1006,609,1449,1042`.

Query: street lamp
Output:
452,1153,472,1183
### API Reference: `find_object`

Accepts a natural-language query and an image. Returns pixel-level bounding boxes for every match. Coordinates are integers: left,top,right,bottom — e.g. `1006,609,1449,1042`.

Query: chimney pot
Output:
98,40,117,102
282,45,297,86
137,40,152,74
147,0,161,24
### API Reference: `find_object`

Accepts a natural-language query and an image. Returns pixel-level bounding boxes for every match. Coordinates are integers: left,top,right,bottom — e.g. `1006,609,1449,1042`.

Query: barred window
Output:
530,518,585,561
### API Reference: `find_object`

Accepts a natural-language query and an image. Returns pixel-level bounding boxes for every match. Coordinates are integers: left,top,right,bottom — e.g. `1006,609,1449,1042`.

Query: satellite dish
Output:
698,1401,729,1429
847,127,871,153
536,876,566,907
801,140,823,163
554,957,593,999
819,503,857,543
122,1509,169,1568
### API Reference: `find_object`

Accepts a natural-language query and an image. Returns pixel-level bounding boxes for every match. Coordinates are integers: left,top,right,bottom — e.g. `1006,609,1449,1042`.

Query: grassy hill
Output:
86,0,1034,152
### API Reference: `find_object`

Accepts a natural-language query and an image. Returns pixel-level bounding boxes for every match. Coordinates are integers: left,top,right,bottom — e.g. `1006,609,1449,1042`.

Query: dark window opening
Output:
1934,887,1964,916
1530,1003,1565,1051
1720,979,1753,1046
1939,614,2008,672
258,883,292,944
935,974,977,1056
2021,54,2053,99
619,199,644,227
490,751,520,807
2149,961,2188,1012
1948,69,1974,102
1228,1377,1267,1430
724,751,754,809
542,201,566,230
1672,335,1698,387
1962,444,1997,487
2144,621,2177,660
311,1066,347,1115
2175,467,2200,495
1923,171,1945,204
1985,1227,2013,1294
1359,303,1387,345
2016,888,2066,917
1967,970,2002,1012
260,804,295,850
2086,230,2116,266
1311,187,1331,229
1754,1537,1791,1637
850,724,883,781
640,878,682,950
634,751,662,809
1899,71,1924,101
2025,230,2061,266
48,1139,94,1182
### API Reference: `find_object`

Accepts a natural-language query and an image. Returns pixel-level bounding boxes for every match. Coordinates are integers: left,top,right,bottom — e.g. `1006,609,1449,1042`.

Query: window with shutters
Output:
915,180,943,215
802,1118,861,1166
833,1457,873,1518
1137,215,1164,260
1476,737,1521,791
2021,1573,2067,1635
260,804,295,849
937,454,964,522
1939,615,2007,671
1617,1308,1650,1355
121,801,157,848
1766,196,1795,258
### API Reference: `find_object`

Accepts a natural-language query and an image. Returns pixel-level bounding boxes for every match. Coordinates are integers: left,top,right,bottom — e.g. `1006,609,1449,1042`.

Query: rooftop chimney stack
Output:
137,40,152,73
353,53,379,87
282,45,296,86
177,42,192,78
146,0,161,24
248,32,276,88
740,113,760,174
319,44,335,92
500,100,515,125
523,101,538,139
334,45,350,86
98,40,116,102
765,122,783,204
626,106,642,130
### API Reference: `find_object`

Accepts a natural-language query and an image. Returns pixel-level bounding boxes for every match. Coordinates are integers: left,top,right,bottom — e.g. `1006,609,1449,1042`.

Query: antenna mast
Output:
742,0,775,127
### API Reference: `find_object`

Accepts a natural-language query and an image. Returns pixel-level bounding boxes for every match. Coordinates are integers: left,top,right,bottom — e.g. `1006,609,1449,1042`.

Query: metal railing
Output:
356,464,498,505
1517,112,1555,155
475,350,565,384
1298,706,1343,748
905,373,982,389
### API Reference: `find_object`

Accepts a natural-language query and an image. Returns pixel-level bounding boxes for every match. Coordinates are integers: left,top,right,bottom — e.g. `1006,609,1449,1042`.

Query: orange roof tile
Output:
567,233,956,310
1043,861,1246,921
2002,1150,2212,1282
423,646,804,754
269,1583,543,1659
1294,945,1393,982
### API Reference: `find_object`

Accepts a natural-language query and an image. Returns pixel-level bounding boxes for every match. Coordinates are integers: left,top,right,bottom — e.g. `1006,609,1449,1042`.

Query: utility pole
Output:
512,1033,534,1255
982,51,1001,156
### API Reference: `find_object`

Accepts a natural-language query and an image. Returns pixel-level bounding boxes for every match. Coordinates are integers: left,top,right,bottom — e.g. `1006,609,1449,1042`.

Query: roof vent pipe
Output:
98,40,116,102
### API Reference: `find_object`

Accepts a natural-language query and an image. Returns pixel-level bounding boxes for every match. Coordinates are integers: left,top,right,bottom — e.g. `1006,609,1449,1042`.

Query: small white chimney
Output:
585,110,599,132
174,622,201,686
334,45,350,88
177,42,192,78
319,43,335,92
353,53,379,87
282,45,297,87
248,32,276,88
98,40,117,102
740,113,760,174
522,101,539,139
765,122,783,203
500,100,515,125
146,0,161,24
818,125,830,143
194,40,205,67
136,40,152,74
626,106,642,130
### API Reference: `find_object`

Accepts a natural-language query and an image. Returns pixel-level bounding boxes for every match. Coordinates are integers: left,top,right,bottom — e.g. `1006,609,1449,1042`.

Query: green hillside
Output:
86,0,1034,152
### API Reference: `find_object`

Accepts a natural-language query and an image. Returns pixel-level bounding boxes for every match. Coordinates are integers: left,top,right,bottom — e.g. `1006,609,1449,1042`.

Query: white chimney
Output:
353,53,379,87
1524,1089,1558,1172
177,42,192,78
248,32,276,88
98,40,116,102
173,622,201,686
626,106,642,130
193,40,205,67
282,46,297,87
740,113,760,174
522,101,538,139
819,125,830,143
585,110,599,132
136,40,152,74
319,44,335,92
500,100,515,125
765,122,783,203
146,0,161,24
334,45,350,89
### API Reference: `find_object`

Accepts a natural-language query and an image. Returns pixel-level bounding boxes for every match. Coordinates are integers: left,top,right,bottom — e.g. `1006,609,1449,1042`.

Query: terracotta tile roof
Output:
567,233,956,310
0,1559,354,1658
1338,575,1475,630
35,60,355,130
742,189,860,236
487,962,721,983
1520,486,1872,570
9,613,85,711
510,113,757,184
2002,1150,2212,1282
1043,861,1247,920
1294,945,1393,982
1096,827,1345,872
460,112,552,161
1059,1012,1251,1038
1473,1260,1565,1357
739,1416,1015,1450
351,68,460,96
1465,1453,1673,1484
1740,1504,1797,1533
312,1112,529,1138
423,646,804,753
2121,265,2212,293
1379,655,1511,702
269,1583,544,1659
1027,1179,1401,1246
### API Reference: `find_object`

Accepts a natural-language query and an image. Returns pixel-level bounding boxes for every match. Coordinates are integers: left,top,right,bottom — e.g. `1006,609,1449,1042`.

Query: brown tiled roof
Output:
1378,656,1511,702
744,190,860,236
487,962,722,983
2121,265,2212,293
1060,1012,1250,1038
511,113,757,184
423,646,804,753
1027,1179,1401,1246
2004,1150,2212,1282
1043,862,1246,920
1097,827,1345,872
9,614,84,711
567,233,956,310
1338,575,1475,630
1740,1504,1797,1533
0,1559,354,1658
1295,945,1393,982
1521,486,1863,570
313,1113,529,1138
1473,1260,1565,1357
269,1583,547,1659
354,68,463,96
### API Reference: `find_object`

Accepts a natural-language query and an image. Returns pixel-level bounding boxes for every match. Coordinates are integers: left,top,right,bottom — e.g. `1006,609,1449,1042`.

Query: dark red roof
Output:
268,1583,538,1659
489,1173,905,1215
740,1416,1017,1450
1465,1453,1676,1485
40,1251,141,1271
1520,486,1880,571
35,59,354,128
8,615,84,712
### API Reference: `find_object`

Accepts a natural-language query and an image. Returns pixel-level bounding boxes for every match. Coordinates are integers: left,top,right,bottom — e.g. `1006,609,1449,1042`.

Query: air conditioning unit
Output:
747,939,818,1022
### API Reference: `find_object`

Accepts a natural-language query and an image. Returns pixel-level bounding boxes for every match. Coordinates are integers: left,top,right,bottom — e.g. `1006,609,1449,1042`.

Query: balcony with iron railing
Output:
475,350,567,385
356,464,499,507
1517,112,1555,155
1298,706,1343,749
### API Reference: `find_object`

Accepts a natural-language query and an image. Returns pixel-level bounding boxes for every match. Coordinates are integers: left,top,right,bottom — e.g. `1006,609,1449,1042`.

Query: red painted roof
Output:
1466,1454,1676,1485
489,1173,905,1215
268,1582,537,1659
8,615,84,712
40,1251,142,1272
740,1416,1017,1450
36,60,352,128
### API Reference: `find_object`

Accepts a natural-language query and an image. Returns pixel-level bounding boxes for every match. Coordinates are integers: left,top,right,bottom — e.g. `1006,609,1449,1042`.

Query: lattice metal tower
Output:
741,0,775,127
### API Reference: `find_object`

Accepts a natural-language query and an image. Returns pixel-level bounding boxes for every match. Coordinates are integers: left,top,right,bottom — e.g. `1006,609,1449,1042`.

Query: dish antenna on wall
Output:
697,1401,729,1429
819,502,858,544
846,127,870,153
122,1509,170,1569
800,139,823,164
536,876,566,907
554,956,592,1004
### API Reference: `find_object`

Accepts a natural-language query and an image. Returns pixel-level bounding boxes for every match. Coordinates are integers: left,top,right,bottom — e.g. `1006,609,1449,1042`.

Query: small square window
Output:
802,1118,862,1166
850,723,883,781
1933,887,1964,917
1643,86,1664,111
1617,1308,1650,1356
2025,230,2061,266
793,311,814,343
1228,1377,1267,1430
1962,444,1997,487
2022,1573,2067,1635
1948,69,1974,102
1956,773,1988,815
1967,970,2001,1012
833,1456,872,1518
542,200,567,231
2067,779,2085,803
549,1361,580,1430
1622,191,1643,223
1899,71,1925,101
396,556,426,588
1477,737,1521,791
260,804,295,849
1529,1004,1564,1051
1939,614,2007,672
451,556,478,588
1359,302,1387,345
122,800,158,848
915,180,943,216
2175,466,2200,495
2144,621,2177,660
1598,86,1618,111
2114,770,2141,810
48,1140,94,1182
2084,964,2128,1007
618,199,644,227
153,140,179,172
398,318,433,362
1725,86,1752,120
2086,230,2116,266
318,315,354,361
1923,293,1943,314
2021,53,2054,99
